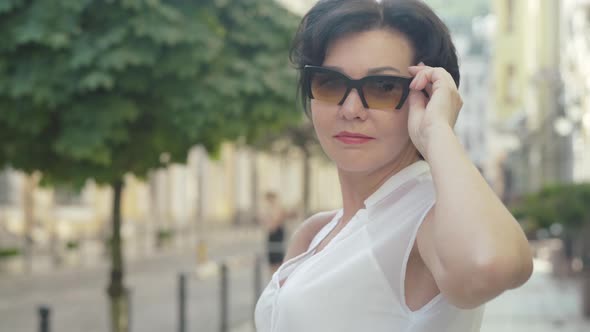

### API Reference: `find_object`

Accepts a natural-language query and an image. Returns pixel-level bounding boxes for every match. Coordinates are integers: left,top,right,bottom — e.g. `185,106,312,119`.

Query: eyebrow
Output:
367,66,401,74
323,65,401,75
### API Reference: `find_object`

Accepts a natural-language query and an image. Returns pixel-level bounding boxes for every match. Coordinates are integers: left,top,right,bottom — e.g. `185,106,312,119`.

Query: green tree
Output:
511,183,590,231
212,0,302,142
0,0,300,331
511,182,590,268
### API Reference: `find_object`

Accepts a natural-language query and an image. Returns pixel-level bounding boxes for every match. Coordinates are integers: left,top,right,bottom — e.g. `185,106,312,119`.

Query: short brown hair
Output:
290,0,460,114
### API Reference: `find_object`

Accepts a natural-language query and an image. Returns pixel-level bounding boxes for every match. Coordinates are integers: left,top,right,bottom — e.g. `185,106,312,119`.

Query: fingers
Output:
408,89,426,112
407,64,463,122
408,65,457,91
408,63,428,110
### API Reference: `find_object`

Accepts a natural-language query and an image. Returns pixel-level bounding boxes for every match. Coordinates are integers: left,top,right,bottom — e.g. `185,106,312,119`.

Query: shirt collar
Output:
363,160,431,209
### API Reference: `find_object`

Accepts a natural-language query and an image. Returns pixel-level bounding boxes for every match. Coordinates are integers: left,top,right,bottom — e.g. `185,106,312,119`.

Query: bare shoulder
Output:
283,210,338,261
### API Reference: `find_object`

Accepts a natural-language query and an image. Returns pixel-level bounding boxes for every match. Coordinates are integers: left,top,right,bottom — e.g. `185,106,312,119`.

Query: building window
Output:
0,169,13,205
55,186,84,206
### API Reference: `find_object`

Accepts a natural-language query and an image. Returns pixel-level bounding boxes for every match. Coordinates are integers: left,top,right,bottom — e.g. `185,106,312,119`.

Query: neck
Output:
337,147,420,224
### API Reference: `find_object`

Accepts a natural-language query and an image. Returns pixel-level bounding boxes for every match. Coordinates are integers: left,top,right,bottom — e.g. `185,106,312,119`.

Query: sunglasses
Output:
303,65,412,111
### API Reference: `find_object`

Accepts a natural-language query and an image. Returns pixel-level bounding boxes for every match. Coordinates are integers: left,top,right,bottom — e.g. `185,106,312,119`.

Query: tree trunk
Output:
583,273,590,318
232,147,241,226
50,191,61,267
302,147,311,219
22,174,35,274
196,147,208,263
146,172,158,255
165,166,177,249
582,222,590,318
107,179,129,332
250,149,259,224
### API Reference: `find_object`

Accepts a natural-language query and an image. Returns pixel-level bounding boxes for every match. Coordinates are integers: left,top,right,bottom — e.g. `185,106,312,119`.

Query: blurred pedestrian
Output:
255,1,534,331
260,191,294,275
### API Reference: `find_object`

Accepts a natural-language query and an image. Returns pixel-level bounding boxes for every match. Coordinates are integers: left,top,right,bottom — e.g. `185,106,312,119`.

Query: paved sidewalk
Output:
481,258,589,331
0,225,265,278
3,227,588,332
0,225,267,332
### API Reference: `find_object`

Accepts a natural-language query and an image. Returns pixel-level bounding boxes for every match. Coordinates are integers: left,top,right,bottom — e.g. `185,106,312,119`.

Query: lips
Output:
333,131,375,144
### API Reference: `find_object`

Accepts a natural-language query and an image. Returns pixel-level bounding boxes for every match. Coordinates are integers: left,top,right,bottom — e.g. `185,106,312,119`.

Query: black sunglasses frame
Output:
303,65,413,110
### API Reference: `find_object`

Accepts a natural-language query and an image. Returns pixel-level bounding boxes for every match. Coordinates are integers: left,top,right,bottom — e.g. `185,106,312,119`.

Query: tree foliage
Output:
0,1,301,331
212,0,303,143
0,0,301,186
511,182,590,231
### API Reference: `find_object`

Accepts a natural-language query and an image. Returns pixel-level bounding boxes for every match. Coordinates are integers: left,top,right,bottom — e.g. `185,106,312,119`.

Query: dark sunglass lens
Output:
310,71,347,104
364,77,405,110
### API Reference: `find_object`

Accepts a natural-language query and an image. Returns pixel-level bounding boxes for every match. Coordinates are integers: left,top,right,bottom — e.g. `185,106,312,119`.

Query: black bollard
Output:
220,262,229,332
38,305,50,332
178,273,187,332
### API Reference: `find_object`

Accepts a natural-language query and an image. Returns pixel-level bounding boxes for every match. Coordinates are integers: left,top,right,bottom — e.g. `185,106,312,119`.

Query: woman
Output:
262,191,289,274
255,1,533,331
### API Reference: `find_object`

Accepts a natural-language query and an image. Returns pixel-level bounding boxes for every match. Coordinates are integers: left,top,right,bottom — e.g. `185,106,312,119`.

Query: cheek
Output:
311,112,337,154
380,110,410,137
310,113,327,145
310,103,334,135
310,111,321,133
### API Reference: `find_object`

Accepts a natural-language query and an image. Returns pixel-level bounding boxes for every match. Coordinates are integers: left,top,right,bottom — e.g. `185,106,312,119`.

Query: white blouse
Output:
254,161,485,332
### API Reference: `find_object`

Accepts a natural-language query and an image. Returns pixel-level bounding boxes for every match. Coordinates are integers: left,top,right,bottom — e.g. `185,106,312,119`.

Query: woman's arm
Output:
417,125,533,309
284,211,337,262
408,65,534,309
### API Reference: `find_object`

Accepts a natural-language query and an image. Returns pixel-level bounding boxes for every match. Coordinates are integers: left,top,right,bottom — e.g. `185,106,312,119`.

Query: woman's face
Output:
311,29,419,174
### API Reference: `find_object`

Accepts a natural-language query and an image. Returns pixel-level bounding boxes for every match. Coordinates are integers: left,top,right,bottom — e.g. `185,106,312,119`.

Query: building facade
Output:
492,0,571,201
0,145,341,253
453,28,492,181
561,0,590,183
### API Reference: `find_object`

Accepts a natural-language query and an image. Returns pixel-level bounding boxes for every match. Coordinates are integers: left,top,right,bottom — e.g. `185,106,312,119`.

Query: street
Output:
481,258,589,332
0,0,589,331
0,227,265,332
1,232,589,332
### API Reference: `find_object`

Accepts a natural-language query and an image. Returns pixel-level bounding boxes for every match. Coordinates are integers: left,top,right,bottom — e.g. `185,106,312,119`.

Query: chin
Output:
333,158,388,174
322,144,411,174
330,150,412,174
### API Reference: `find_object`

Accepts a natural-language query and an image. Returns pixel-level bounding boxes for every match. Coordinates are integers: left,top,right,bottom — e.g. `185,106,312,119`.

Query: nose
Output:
340,88,367,121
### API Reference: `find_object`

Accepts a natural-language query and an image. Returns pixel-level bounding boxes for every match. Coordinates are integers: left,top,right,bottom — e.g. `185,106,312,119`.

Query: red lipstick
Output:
333,131,375,145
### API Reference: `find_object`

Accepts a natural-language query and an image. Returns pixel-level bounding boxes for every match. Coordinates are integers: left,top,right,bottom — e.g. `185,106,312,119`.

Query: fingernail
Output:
418,61,425,66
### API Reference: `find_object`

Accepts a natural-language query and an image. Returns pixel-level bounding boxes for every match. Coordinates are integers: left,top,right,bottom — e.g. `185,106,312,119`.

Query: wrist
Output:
422,124,456,162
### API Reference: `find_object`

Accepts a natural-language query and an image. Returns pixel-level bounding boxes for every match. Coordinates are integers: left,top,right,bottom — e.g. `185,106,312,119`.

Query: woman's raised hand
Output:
407,63,463,160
